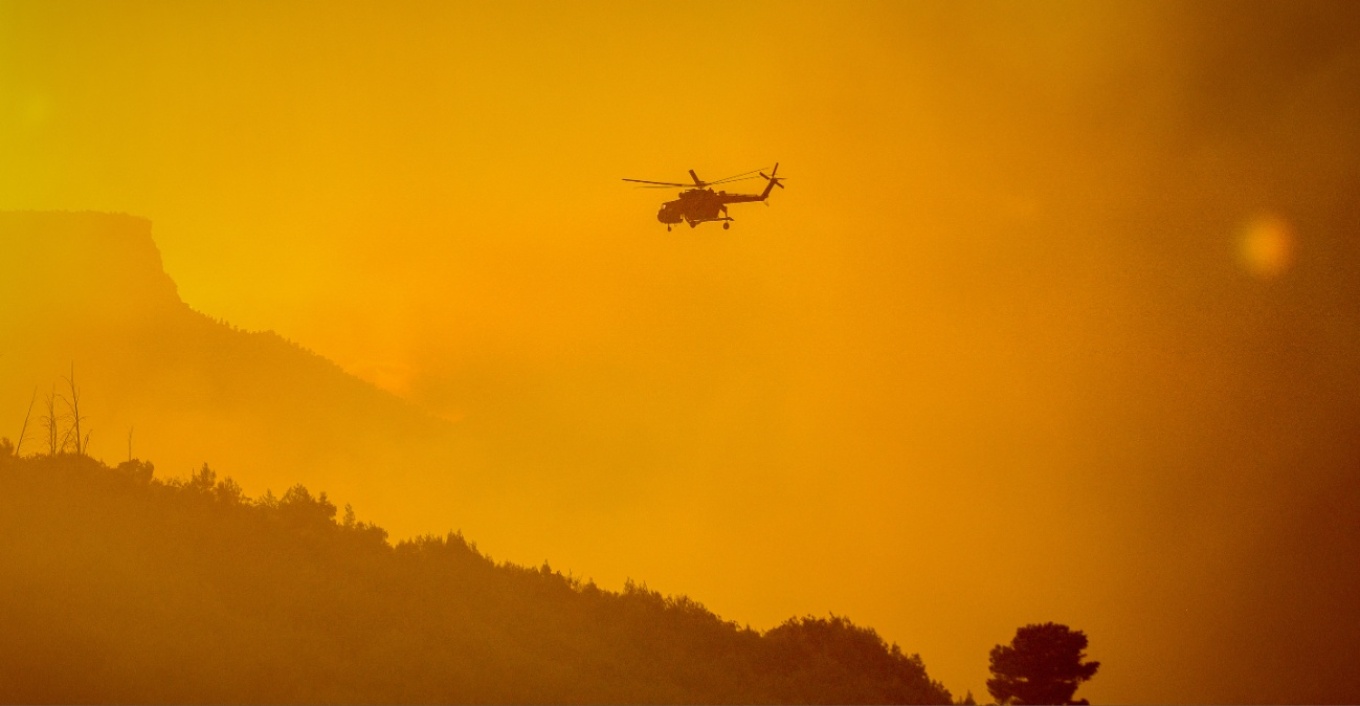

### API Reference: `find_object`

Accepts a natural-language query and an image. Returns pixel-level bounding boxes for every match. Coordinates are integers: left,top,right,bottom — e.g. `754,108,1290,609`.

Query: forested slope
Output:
0,450,951,704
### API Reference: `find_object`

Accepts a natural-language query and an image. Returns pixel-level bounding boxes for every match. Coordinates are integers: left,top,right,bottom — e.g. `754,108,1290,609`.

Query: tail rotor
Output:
758,163,785,200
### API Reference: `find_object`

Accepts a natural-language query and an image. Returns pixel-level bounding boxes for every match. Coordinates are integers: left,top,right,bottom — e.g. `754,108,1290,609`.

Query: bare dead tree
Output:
64,363,86,456
128,426,134,462
14,387,37,457
58,423,75,455
43,388,61,456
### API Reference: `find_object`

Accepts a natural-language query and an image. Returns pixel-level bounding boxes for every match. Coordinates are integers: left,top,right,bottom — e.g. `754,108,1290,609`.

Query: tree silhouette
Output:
64,364,88,455
987,622,1099,705
42,387,62,456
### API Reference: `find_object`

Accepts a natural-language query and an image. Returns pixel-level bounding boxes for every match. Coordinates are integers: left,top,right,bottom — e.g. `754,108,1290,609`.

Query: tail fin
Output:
759,163,784,200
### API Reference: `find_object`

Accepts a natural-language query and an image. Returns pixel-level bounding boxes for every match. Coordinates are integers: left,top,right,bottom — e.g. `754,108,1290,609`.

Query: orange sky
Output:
4,2,1360,702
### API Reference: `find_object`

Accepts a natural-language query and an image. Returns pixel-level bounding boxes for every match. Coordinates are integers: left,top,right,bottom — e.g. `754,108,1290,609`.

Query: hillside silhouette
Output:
0,450,952,704
0,211,487,541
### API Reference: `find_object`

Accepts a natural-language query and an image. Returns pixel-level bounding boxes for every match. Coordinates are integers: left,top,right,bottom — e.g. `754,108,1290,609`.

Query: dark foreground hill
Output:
0,451,952,704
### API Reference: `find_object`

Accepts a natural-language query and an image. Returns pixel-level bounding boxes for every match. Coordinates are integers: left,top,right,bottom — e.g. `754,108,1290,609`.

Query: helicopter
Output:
623,163,784,230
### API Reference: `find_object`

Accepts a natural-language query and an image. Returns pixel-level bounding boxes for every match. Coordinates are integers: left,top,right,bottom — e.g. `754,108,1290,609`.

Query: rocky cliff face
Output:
0,211,183,332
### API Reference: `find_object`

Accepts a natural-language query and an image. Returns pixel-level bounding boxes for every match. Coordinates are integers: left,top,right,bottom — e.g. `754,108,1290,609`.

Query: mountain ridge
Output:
0,210,481,542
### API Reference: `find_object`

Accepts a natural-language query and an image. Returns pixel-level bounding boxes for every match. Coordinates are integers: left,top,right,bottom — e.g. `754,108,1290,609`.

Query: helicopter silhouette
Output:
624,164,784,230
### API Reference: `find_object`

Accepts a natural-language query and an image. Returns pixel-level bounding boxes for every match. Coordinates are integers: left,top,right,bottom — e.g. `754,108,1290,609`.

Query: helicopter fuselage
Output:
657,188,767,227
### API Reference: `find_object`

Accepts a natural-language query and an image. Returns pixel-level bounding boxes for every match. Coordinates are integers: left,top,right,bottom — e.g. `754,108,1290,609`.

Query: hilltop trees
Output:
987,623,1099,705
0,451,953,704
764,615,949,703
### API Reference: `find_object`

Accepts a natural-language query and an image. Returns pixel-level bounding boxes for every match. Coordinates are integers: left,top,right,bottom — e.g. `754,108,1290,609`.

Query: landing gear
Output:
666,225,672,232
722,222,730,230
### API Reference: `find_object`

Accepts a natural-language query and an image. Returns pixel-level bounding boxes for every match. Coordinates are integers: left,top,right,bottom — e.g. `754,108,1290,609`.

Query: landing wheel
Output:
722,222,730,230
666,225,672,232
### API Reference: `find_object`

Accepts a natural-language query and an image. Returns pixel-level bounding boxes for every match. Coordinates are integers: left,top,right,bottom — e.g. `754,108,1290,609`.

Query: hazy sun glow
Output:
1239,213,1296,279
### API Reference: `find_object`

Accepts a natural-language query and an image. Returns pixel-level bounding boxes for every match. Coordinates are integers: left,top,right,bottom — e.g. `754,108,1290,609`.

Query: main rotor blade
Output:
707,176,763,186
707,167,772,185
622,178,690,187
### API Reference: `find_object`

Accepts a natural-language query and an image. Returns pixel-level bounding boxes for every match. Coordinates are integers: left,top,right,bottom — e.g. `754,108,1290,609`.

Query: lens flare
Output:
1239,214,1296,279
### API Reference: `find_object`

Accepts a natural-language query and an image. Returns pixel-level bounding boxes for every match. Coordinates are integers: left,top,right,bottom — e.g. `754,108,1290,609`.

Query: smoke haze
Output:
3,2,1359,701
